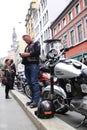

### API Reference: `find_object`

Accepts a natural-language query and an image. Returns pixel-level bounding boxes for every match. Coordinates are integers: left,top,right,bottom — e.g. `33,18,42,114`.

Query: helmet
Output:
35,99,55,119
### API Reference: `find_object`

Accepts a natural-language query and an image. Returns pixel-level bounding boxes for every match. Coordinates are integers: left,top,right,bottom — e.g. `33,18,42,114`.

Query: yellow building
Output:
25,0,38,40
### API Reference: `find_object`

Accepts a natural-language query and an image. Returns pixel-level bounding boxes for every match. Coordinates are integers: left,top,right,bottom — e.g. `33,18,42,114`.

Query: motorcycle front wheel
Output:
42,91,69,114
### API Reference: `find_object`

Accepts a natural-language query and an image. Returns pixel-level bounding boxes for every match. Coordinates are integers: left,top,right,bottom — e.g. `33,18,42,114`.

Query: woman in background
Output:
4,59,12,99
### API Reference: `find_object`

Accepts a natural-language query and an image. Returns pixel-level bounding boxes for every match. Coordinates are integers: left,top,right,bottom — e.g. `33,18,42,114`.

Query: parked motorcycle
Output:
14,73,28,93
23,63,51,98
42,39,87,127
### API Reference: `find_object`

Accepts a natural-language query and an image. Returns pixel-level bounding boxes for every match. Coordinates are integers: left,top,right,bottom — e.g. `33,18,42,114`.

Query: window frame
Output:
76,20,83,43
75,2,80,15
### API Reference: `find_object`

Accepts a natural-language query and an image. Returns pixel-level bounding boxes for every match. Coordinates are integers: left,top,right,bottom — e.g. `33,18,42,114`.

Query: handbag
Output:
2,76,8,85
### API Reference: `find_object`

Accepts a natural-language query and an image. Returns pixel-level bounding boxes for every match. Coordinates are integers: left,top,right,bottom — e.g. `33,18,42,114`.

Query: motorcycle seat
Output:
73,62,82,69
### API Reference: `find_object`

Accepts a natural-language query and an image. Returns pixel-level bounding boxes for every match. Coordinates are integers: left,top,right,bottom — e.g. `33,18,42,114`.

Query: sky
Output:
0,0,71,58
0,0,31,58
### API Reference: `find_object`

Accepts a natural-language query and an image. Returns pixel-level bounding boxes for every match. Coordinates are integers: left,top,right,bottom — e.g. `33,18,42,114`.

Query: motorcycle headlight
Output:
47,49,58,59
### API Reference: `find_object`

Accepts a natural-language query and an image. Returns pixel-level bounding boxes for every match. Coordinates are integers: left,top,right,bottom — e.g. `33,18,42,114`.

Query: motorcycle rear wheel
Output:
24,84,32,99
42,91,68,114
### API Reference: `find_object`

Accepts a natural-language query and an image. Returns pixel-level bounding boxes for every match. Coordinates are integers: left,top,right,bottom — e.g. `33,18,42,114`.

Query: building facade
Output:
50,0,87,61
25,0,38,40
25,0,71,60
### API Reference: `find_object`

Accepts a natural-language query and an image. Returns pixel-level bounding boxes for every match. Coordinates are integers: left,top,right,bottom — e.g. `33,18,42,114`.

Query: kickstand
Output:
75,116,87,128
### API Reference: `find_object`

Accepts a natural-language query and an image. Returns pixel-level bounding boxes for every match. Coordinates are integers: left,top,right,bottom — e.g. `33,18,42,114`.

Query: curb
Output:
11,90,76,130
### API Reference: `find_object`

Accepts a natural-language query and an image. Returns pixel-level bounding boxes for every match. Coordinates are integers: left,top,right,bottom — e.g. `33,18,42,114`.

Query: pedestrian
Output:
20,35,40,108
10,59,16,89
3,59,12,99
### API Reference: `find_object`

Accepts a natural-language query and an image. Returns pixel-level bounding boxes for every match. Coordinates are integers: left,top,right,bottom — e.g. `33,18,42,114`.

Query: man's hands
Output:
19,52,31,58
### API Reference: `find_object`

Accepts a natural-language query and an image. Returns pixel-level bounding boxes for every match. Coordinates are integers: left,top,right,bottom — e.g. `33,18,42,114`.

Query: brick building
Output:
50,0,87,61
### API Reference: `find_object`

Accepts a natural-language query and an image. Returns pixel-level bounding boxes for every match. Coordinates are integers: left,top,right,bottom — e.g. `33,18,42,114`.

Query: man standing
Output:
20,35,40,108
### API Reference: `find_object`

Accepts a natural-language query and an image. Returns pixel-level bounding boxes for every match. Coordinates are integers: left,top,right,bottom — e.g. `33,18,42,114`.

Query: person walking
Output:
20,35,40,108
10,59,16,89
3,59,12,99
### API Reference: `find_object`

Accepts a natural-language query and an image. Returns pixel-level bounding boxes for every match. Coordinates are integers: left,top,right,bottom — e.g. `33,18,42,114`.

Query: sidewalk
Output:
0,85,38,130
10,88,77,130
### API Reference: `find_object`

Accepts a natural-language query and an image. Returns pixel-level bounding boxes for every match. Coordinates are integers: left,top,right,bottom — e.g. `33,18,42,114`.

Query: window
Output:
86,19,87,28
44,31,46,40
70,30,75,46
68,11,72,21
84,16,87,38
76,3,80,15
40,0,47,12
86,19,87,37
35,25,39,36
43,16,45,26
47,27,50,39
44,0,47,8
84,0,87,6
43,11,48,26
64,34,68,47
46,10,48,22
41,35,43,44
39,7,41,16
63,18,66,27
40,21,42,31
77,24,83,42
54,26,57,35
44,28,50,40
58,23,61,31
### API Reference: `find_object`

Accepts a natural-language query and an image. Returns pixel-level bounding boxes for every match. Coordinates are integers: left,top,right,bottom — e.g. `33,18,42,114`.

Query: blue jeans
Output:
25,64,40,103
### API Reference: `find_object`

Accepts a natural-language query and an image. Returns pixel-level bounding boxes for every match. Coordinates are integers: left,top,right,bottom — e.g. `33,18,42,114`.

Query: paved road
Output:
56,109,87,130
0,84,38,130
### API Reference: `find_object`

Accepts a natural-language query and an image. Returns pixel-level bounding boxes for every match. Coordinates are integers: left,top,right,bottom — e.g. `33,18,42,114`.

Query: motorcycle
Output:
14,73,29,94
23,63,51,98
42,39,87,127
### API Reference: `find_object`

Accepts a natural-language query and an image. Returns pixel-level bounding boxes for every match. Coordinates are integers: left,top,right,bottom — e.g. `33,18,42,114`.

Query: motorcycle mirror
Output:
60,47,69,52
44,39,61,44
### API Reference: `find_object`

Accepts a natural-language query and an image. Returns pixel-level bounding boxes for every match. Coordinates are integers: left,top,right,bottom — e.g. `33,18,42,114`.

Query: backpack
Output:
35,99,55,119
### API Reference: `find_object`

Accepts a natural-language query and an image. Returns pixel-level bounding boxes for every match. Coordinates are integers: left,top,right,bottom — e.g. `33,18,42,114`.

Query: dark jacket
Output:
10,63,16,77
22,41,40,65
3,65,12,86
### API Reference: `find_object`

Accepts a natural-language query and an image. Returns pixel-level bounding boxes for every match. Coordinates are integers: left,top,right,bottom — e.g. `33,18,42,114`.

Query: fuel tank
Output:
54,59,86,79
